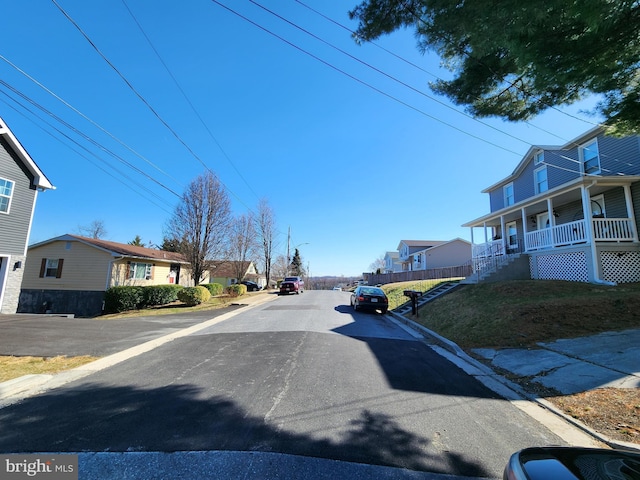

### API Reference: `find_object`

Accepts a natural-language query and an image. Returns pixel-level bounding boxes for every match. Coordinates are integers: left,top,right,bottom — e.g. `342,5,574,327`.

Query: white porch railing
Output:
473,218,636,257
471,239,504,258
593,218,636,241
526,218,635,251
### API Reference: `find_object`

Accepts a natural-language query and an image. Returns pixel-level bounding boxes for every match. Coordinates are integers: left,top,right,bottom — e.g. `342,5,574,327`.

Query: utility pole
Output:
286,226,291,277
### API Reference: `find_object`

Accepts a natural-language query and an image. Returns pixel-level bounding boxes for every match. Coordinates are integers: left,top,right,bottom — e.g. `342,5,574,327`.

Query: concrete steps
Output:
394,282,462,315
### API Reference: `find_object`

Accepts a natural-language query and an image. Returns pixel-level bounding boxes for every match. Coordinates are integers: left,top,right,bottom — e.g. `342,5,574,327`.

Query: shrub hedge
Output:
177,286,211,306
226,283,247,296
200,283,224,296
104,284,184,313
104,286,145,313
144,284,183,306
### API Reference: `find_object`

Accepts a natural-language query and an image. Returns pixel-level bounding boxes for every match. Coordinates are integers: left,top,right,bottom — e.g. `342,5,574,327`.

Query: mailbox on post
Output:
403,290,422,315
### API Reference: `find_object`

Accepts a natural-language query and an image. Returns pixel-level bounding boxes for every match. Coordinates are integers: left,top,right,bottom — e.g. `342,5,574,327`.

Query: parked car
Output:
241,281,261,291
350,286,388,314
279,276,304,295
503,446,640,480
332,286,342,291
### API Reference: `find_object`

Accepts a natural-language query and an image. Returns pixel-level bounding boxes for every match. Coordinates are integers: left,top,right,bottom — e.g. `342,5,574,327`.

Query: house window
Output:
129,262,153,280
534,166,548,194
504,183,514,206
39,258,64,278
581,139,601,174
0,177,14,214
533,151,544,165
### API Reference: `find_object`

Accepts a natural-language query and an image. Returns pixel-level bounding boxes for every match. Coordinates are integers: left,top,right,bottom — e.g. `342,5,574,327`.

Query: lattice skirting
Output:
601,250,640,283
530,251,589,282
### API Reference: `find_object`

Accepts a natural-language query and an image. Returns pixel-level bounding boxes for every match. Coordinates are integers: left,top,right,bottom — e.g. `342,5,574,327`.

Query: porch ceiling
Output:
463,175,640,228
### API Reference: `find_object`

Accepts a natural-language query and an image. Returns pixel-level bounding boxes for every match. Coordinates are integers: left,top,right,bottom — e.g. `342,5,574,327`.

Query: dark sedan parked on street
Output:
350,286,389,314
241,281,261,291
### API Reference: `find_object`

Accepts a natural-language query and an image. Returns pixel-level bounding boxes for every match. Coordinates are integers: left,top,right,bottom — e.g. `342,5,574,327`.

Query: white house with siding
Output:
0,117,54,314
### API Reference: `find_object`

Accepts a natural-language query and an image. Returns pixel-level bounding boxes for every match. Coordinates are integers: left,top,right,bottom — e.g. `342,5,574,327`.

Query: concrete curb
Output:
0,292,279,406
388,310,640,453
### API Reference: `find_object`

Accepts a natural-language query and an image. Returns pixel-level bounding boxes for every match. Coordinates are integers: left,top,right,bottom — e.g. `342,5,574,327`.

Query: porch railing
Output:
525,218,635,251
593,218,636,241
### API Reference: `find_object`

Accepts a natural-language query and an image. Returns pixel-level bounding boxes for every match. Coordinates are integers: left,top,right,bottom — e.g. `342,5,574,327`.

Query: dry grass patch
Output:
0,355,99,383
549,388,640,445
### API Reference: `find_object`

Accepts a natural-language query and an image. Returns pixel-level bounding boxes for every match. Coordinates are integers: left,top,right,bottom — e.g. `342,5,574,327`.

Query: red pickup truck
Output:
279,276,304,295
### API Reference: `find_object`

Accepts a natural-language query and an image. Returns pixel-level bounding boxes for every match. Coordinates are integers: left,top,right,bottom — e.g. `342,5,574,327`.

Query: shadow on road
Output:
0,382,490,477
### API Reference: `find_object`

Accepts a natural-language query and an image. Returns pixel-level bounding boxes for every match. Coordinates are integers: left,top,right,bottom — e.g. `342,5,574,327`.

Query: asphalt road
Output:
0,291,569,479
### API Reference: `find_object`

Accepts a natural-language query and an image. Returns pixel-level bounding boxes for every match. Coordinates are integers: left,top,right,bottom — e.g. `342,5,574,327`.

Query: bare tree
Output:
369,254,386,274
227,212,258,282
166,171,231,285
271,254,288,281
255,198,277,288
77,220,107,239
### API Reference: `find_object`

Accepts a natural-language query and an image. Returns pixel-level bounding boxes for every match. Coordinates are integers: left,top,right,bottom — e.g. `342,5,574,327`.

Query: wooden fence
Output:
364,264,472,286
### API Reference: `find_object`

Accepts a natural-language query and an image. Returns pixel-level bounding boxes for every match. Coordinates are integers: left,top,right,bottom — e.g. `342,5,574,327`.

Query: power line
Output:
0,78,182,199
0,90,175,214
51,0,255,213
120,0,262,201
210,0,523,156
0,53,184,190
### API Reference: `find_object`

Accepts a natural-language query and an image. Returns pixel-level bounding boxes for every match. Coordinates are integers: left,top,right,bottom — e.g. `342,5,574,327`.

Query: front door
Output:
506,222,518,252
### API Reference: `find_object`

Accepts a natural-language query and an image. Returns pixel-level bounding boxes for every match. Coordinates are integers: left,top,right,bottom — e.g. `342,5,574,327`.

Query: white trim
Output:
0,255,9,313
580,138,601,175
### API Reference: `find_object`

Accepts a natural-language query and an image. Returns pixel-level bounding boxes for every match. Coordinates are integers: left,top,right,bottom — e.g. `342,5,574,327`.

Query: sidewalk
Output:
389,310,640,450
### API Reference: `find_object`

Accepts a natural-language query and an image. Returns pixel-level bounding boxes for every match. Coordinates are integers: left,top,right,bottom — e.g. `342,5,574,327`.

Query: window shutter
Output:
126,261,131,280
39,259,46,278
56,259,64,278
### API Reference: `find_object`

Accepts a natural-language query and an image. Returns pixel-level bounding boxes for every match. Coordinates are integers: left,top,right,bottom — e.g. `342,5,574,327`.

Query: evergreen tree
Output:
349,0,640,135
289,248,305,277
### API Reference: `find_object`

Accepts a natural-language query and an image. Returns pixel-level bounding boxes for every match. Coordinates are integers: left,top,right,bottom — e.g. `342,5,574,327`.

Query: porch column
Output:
500,216,506,252
547,199,555,227
623,184,639,242
582,184,601,281
483,222,488,244
521,209,528,251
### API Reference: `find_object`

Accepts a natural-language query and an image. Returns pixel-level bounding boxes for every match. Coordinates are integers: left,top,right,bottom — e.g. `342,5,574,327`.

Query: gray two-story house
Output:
464,127,640,284
0,117,54,313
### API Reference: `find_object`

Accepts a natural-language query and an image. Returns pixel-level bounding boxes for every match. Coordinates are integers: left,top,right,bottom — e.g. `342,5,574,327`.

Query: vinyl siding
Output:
598,135,640,176
424,241,471,269
23,241,113,291
110,259,175,287
0,137,36,255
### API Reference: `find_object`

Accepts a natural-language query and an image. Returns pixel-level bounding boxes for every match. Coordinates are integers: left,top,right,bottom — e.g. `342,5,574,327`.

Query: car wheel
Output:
353,303,359,311
381,308,388,314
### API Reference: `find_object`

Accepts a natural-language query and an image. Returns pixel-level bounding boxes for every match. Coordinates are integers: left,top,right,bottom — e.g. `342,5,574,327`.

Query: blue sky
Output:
1,1,602,277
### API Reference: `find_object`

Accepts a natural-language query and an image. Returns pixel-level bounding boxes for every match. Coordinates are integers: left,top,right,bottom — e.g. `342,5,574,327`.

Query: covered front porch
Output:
464,177,640,283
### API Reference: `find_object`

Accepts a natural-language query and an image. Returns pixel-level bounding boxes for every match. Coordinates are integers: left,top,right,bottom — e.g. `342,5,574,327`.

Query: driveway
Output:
0,307,243,357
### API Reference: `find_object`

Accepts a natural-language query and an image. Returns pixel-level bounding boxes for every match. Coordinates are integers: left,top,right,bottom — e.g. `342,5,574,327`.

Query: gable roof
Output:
411,237,471,254
30,234,188,263
397,240,447,250
209,260,254,278
0,117,54,191
481,126,603,193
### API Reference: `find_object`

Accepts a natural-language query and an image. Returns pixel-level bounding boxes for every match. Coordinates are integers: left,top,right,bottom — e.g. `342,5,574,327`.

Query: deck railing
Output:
473,218,636,256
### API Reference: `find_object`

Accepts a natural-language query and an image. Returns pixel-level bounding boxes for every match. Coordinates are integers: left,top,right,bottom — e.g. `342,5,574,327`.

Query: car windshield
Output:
360,287,384,296
284,277,298,282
